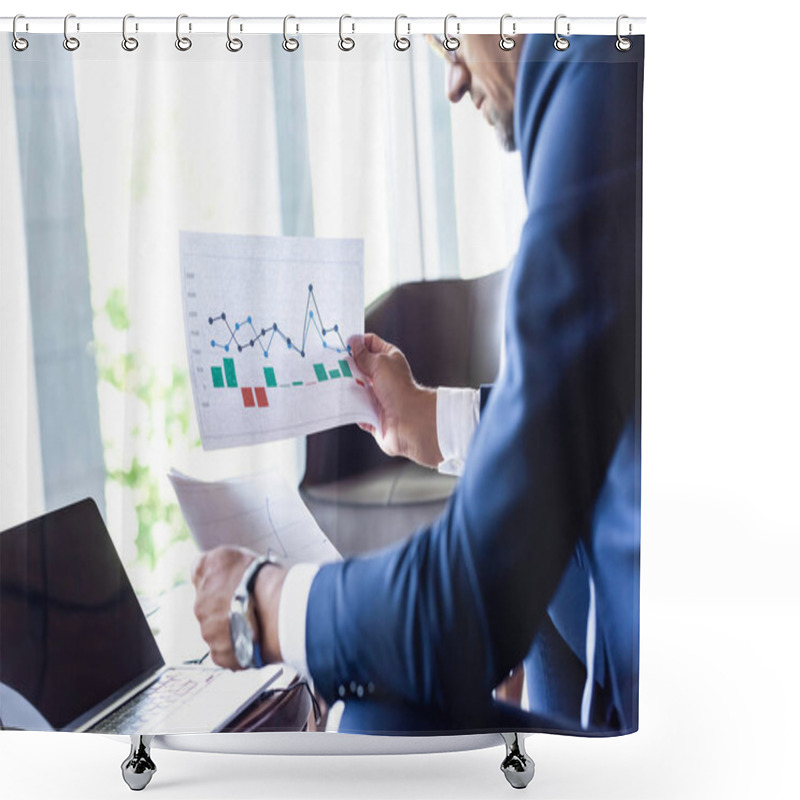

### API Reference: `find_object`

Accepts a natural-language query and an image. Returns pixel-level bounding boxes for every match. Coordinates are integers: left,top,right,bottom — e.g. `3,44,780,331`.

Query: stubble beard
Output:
489,106,516,152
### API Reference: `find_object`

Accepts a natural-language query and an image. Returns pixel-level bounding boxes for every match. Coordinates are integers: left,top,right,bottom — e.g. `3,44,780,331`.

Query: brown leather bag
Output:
223,677,314,733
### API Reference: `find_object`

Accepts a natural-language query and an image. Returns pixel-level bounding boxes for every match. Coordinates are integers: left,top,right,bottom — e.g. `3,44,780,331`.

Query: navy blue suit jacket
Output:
305,34,643,735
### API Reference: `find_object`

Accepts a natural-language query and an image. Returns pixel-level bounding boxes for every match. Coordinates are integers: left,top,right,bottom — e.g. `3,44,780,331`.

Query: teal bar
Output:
211,366,225,388
292,381,303,386
338,359,353,378
223,358,238,388
264,366,277,388
313,363,329,382
329,369,341,379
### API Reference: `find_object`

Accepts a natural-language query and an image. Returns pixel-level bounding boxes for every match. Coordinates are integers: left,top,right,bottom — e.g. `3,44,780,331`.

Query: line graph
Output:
208,284,351,358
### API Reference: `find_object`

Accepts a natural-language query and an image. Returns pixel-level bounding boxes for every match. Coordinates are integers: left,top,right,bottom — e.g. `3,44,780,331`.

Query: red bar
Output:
355,379,365,387
241,387,255,408
254,387,269,408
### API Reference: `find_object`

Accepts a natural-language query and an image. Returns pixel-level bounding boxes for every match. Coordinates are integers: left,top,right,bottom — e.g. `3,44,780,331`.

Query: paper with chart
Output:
168,469,342,567
180,231,378,450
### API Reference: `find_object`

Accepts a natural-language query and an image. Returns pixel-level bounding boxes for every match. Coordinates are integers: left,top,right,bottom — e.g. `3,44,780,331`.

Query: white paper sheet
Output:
180,231,379,450
167,469,342,567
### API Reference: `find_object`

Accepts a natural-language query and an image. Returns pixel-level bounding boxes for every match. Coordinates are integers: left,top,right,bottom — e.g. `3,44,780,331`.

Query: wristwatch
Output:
229,553,281,669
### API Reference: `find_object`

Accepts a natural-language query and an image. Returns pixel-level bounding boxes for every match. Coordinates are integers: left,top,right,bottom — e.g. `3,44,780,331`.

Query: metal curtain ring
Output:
499,13,515,51
616,14,632,51
338,14,355,51
283,15,299,51
226,15,243,52
63,13,80,51
12,15,29,51
394,14,410,51
176,14,192,51
122,14,139,51
554,14,570,51
443,14,460,51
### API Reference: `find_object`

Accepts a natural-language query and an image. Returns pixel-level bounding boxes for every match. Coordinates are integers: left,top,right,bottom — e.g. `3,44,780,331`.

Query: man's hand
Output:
495,663,525,706
191,546,287,669
350,333,443,468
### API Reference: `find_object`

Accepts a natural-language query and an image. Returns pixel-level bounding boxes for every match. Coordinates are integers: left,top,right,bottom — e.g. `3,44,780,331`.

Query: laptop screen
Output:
0,498,165,731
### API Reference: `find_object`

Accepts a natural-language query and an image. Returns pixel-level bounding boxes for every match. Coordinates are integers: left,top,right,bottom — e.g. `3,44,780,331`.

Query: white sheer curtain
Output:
303,35,526,297
2,33,526,595
0,49,45,528
73,36,290,590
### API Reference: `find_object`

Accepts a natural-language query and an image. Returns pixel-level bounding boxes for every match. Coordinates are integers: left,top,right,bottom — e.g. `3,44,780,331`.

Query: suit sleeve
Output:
304,46,642,724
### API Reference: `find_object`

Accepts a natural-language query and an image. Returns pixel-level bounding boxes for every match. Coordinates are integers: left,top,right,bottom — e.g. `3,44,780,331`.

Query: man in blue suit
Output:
193,32,642,736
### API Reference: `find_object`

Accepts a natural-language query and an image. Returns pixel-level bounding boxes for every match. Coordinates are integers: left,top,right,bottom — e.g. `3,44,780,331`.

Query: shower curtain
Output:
0,25,643,739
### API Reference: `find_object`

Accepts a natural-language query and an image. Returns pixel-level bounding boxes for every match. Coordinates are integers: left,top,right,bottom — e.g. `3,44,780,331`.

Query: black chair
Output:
299,266,510,557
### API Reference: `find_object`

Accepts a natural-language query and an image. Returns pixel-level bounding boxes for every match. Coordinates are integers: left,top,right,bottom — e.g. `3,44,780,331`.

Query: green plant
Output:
95,288,197,572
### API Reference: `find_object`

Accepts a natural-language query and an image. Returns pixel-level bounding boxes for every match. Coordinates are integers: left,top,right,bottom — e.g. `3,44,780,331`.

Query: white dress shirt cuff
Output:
436,386,481,476
277,562,321,680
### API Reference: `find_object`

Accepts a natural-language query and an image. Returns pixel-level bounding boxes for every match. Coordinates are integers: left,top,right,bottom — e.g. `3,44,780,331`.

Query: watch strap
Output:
245,553,280,595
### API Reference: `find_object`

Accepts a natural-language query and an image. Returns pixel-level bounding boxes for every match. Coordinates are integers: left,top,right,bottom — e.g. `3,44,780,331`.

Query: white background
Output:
2,1,798,798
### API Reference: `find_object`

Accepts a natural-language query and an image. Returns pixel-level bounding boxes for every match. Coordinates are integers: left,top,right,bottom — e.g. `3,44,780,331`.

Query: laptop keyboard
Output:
88,669,222,734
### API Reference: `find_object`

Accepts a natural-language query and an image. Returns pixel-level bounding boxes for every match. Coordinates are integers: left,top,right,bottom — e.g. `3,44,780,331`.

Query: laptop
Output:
0,498,287,734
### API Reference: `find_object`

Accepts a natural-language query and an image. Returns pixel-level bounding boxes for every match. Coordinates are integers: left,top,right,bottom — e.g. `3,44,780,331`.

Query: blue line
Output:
208,285,354,361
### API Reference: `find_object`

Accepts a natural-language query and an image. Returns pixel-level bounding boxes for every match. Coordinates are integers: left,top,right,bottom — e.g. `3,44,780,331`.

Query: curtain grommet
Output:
282,15,299,51
12,14,29,51
63,13,80,51
226,15,243,52
616,15,632,51
175,14,192,51
554,14,570,51
443,14,460,51
499,14,516,51
394,14,410,51
338,14,355,51
121,14,139,52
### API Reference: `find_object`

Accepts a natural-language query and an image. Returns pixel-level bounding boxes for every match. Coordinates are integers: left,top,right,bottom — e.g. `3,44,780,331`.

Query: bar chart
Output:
208,354,366,411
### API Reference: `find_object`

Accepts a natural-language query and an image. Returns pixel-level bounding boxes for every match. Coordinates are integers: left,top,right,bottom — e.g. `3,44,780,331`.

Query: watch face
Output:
230,611,252,668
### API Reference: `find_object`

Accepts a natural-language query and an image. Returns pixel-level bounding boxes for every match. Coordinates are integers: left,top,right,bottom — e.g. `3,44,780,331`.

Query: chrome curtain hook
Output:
394,14,410,51
338,14,355,51
122,14,139,51
444,13,460,51
554,14,570,51
175,13,192,51
12,14,29,51
226,14,243,52
283,15,299,51
499,13,516,51
616,14,632,51
63,13,80,51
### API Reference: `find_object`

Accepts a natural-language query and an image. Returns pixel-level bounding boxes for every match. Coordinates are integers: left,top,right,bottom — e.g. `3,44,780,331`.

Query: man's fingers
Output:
349,334,379,378
363,332,393,354
191,552,205,586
